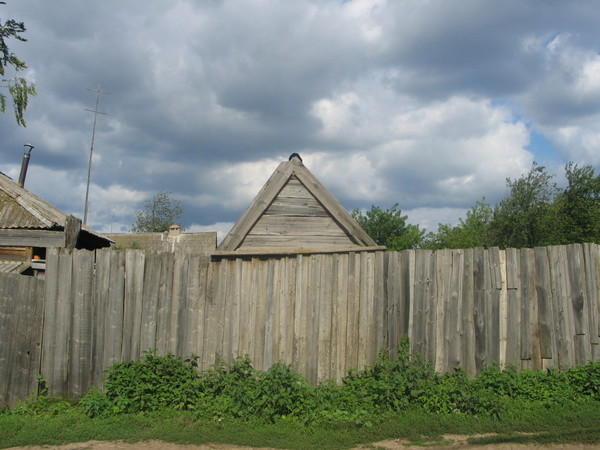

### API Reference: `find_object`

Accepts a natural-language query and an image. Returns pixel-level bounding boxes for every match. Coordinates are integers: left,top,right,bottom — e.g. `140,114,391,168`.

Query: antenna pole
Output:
83,84,110,225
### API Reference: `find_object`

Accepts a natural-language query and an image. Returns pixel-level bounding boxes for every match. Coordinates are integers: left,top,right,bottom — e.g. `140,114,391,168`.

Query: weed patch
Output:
3,340,600,448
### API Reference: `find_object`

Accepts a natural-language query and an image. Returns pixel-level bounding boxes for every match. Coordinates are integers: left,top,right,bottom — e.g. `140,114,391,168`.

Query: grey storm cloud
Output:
1,0,600,237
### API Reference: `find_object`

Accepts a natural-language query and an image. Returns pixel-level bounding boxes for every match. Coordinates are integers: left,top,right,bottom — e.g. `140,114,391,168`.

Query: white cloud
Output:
208,158,281,210
309,92,532,211
406,207,468,232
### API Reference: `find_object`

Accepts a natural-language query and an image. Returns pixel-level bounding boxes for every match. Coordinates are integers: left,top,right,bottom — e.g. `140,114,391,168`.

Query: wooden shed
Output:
215,154,383,257
0,171,111,272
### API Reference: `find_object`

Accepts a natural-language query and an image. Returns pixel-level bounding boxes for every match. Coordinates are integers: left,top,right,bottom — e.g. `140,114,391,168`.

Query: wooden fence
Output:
0,273,44,407
1,244,600,406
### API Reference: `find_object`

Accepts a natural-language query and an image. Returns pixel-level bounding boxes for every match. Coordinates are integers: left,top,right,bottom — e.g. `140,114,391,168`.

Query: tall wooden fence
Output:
1,244,600,406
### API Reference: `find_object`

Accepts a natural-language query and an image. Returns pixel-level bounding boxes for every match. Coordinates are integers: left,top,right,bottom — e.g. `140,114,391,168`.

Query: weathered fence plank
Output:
103,250,126,370
334,253,348,382
68,250,95,398
567,244,591,365
4,275,43,405
213,257,229,363
44,248,73,395
263,258,277,369
202,257,219,369
123,250,145,361
293,254,308,376
170,253,188,355
0,274,19,406
254,258,269,370
548,245,575,368
462,248,476,376
473,247,486,372
412,249,429,357
504,248,520,368
374,251,386,358
155,252,174,355
385,251,400,358
139,252,160,357
345,252,359,372
488,247,502,366
237,256,253,361
228,258,243,362
583,244,600,360
434,249,448,372
534,247,554,367
317,254,333,382
448,249,464,371
520,248,541,369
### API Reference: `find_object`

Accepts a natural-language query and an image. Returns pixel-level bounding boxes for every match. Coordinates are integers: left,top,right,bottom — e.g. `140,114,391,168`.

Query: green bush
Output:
90,351,202,415
339,339,437,414
196,356,312,423
566,361,600,400
72,343,600,426
79,387,111,418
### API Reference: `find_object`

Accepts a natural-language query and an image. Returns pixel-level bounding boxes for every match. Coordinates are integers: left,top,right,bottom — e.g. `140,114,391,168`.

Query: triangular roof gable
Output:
217,155,378,253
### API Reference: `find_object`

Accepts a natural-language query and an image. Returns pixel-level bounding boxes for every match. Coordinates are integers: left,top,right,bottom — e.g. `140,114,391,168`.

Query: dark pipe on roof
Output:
18,144,34,187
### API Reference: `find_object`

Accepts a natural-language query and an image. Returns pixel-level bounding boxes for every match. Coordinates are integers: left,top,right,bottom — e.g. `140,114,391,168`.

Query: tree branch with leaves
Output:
1,4,36,126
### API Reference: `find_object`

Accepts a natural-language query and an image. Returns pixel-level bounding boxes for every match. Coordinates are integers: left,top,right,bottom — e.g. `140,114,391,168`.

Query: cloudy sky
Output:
2,1,600,240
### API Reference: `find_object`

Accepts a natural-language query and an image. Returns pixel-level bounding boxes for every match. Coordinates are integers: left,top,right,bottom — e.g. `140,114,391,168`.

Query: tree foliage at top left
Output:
1,3,36,126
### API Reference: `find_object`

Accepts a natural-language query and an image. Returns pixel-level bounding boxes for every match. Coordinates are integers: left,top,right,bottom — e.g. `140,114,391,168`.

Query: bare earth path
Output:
6,436,600,450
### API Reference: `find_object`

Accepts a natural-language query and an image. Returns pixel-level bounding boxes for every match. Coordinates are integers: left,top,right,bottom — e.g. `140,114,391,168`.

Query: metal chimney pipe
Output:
18,144,34,187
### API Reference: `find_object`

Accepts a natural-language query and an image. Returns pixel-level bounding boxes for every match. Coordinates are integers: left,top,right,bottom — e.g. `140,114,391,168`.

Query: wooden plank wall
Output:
38,248,212,399
1,243,600,406
0,272,44,407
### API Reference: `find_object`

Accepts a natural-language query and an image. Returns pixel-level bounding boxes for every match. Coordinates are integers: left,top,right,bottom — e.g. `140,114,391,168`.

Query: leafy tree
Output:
0,4,36,126
131,191,184,233
489,163,559,248
554,163,600,244
351,203,424,250
423,199,493,249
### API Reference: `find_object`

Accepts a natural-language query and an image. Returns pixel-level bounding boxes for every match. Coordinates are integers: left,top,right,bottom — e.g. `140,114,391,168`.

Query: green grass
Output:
2,402,600,449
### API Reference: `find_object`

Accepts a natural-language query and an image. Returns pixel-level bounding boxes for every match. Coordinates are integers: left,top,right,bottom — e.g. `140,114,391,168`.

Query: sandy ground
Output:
6,436,600,450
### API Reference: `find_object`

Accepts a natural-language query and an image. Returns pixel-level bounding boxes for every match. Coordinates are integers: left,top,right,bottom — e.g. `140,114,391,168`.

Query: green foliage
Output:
423,199,493,249
351,204,424,250
566,361,600,400
78,387,111,418
9,373,74,417
77,348,600,425
195,356,313,423
340,340,437,414
490,162,560,248
424,162,600,249
131,191,184,233
3,350,600,449
90,351,202,415
0,8,36,126
554,163,600,244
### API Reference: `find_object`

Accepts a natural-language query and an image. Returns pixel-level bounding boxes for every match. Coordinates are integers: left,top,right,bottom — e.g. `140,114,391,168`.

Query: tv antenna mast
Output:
83,84,110,225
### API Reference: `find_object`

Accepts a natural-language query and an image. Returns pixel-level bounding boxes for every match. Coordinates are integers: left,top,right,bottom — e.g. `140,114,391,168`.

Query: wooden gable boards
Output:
216,155,381,256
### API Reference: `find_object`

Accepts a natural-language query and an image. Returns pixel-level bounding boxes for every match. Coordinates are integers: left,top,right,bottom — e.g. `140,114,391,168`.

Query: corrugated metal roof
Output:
0,260,30,274
0,173,61,229
0,171,110,243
